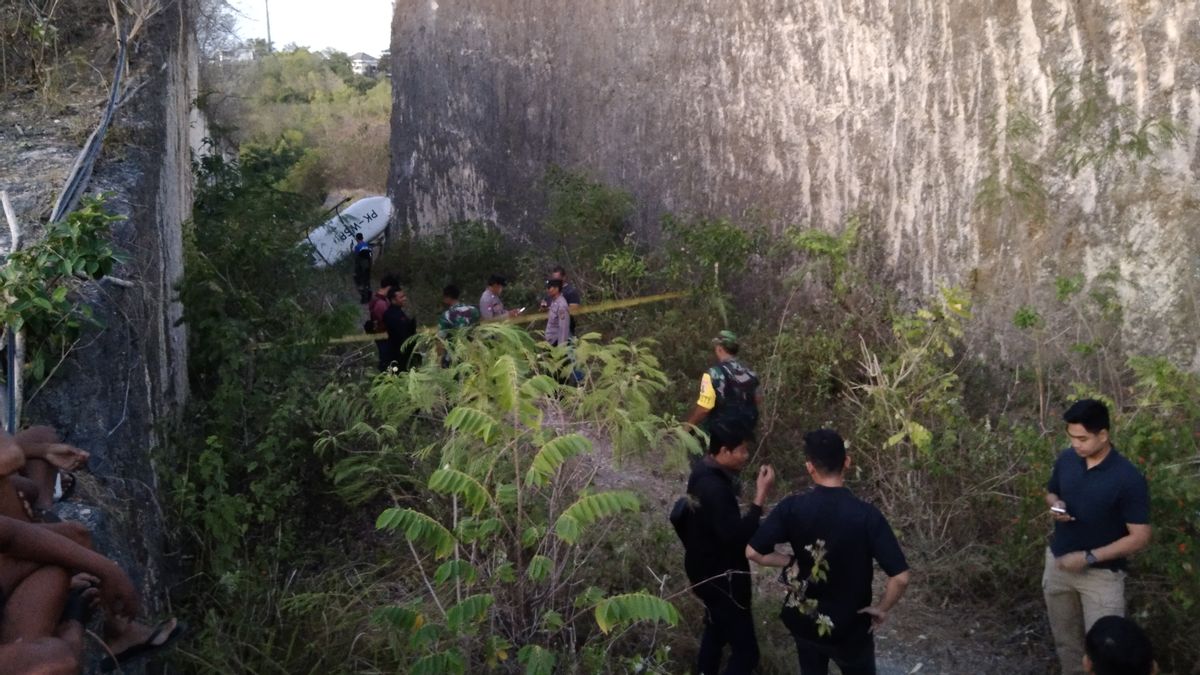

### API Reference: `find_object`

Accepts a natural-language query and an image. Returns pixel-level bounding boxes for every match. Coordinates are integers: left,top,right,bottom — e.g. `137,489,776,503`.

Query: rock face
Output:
1,2,196,667
389,0,1200,366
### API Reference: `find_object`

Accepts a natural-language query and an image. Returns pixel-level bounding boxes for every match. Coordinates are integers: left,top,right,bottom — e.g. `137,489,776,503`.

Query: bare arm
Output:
0,515,140,618
858,570,910,628
686,406,710,427
745,545,791,568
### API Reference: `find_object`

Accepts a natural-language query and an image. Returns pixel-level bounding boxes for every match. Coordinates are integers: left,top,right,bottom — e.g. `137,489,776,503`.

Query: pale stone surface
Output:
389,0,1200,367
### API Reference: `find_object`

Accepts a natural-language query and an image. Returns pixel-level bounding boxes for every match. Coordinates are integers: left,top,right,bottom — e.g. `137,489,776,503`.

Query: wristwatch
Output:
1084,550,1098,566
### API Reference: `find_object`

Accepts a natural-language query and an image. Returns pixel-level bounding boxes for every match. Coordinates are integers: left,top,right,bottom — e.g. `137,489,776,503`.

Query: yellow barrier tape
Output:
324,291,687,346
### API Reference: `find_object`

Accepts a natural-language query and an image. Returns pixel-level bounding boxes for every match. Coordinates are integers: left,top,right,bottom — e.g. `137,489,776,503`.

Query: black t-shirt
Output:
1047,447,1149,570
749,486,908,644
383,305,416,367
681,459,762,604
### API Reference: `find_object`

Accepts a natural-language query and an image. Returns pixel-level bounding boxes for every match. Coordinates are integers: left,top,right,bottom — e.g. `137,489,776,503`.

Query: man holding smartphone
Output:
1044,399,1151,675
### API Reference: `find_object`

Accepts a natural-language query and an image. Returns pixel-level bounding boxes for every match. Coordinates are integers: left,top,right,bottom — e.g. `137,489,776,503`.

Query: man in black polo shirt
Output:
680,422,775,674
382,287,418,371
746,429,910,675
1044,399,1151,675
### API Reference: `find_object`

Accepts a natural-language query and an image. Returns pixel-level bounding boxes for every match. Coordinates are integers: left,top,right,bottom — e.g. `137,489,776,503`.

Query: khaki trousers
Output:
1042,548,1126,675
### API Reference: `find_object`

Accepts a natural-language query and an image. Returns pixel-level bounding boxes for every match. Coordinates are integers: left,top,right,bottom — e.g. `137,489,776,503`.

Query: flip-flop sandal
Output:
99,618,186,673
60,582,96,625
54,471,77,503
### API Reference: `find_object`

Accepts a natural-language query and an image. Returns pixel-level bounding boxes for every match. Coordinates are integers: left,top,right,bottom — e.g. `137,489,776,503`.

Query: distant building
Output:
216,45,253,62
350,52,378,75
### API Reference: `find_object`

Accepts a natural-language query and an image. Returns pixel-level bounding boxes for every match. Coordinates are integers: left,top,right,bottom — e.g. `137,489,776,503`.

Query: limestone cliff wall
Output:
389,0,1200,366
3,1,196,654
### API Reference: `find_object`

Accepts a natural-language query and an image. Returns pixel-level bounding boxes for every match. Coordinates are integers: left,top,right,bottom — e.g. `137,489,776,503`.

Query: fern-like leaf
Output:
593,592,680,634
527,554,553,582
376,507,456,558
490,354,521,413
444,406,499,443
518,644,556,675
446,593,494,631
521,374,559,398
412,650,465,675
433,559,478,586
526,433,593,486
428,467,492,514
554,491,640,544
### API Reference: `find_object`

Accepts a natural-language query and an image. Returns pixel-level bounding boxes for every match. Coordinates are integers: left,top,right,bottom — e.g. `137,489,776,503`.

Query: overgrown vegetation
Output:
166,147,1200,671
167,146,362,670
0,0,111,98
0,195,122,388
175,41,1199,667
316,325,698,672
201,44,392,194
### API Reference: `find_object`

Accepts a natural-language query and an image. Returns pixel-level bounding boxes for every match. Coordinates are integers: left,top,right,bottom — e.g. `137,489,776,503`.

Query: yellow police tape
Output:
324,291,687,346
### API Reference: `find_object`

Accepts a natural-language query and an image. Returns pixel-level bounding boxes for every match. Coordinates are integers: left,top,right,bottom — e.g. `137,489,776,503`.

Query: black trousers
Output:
693,580,759,675
375,340,391,372
792,632,876,675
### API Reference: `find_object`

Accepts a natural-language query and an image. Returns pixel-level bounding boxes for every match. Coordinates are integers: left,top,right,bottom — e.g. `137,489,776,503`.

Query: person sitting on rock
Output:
0,429,183,672
0,513,139,674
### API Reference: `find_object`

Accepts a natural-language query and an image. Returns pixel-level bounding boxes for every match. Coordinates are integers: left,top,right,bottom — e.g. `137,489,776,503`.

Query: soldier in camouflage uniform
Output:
437,284,481,337
436,285,480,368
686,330,761,432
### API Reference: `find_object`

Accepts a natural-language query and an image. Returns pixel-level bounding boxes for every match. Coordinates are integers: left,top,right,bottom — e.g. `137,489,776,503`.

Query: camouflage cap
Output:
711,330,739,350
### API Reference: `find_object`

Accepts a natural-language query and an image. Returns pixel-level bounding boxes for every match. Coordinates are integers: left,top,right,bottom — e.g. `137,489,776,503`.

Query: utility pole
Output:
264,0,273,53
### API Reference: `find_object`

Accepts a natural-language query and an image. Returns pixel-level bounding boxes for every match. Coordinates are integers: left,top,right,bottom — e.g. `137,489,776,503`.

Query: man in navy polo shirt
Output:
746,429,910,675
1044,399,1152,675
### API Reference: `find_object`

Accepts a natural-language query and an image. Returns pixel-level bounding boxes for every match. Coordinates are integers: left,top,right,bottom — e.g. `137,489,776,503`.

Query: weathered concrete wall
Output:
389,0,1200,366
1,2,196,662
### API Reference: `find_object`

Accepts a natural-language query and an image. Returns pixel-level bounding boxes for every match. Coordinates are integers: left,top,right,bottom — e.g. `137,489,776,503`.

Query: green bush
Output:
0,195,122,386
170,146,354,573
316,324,700,671
543,165,634,272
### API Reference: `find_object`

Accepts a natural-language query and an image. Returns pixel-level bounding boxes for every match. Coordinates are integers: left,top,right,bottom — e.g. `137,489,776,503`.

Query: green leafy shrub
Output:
1105,357,1200,671
201,48,393,191
0,195,122,386
316,324,699,670
170,146,354,573
543,165,634,272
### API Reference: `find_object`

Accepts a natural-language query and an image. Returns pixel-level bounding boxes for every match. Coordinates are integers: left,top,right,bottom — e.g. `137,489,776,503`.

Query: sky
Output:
229,0,393,57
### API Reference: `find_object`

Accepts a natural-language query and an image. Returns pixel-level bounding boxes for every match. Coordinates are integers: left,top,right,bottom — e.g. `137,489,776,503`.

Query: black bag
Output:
669,495,692,544
711,361,760,429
